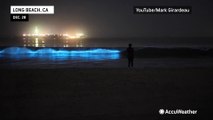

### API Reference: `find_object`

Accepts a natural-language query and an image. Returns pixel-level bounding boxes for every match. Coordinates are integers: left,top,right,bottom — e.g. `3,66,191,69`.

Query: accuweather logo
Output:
159,109,197,115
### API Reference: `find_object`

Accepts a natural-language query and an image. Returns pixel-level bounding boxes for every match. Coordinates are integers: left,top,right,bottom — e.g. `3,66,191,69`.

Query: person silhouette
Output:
127,43,134,68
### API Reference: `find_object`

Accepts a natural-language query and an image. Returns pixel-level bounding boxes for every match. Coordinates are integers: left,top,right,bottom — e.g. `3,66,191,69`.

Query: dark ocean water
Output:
83,37,213,48
0,37,213,68
0,47,213,68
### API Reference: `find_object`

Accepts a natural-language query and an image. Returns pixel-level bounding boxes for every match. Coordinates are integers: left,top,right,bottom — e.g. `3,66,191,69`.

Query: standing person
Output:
127,43,134,68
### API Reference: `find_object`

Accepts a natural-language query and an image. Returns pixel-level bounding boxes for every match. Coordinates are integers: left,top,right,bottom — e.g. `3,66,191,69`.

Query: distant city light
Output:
23,27,85,39
22,27,86,47
76,33,84,37
34,26,39,34
22,33,85,38
22,33,84,39
62,34,69,37
70,36,77,39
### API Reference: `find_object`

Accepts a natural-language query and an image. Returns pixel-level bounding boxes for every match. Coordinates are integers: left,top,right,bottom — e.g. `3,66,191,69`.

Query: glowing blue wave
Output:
0,47,120,61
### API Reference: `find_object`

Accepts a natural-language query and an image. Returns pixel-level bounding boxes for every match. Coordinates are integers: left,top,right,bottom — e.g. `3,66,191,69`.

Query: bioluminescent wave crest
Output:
0,47,120,61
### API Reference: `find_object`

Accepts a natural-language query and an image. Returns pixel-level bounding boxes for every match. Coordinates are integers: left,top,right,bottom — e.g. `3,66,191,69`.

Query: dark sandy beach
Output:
1,67,212,120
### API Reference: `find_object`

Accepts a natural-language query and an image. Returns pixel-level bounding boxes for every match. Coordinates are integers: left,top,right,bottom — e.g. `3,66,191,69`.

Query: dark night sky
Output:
0,0,213,38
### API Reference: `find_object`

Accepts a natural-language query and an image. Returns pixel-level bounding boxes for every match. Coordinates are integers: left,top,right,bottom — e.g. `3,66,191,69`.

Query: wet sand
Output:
1,67,212,120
